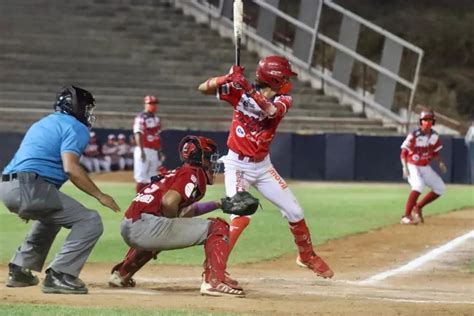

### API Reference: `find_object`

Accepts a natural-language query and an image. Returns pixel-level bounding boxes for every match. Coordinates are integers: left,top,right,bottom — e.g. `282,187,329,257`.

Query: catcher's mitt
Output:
221,191,259,216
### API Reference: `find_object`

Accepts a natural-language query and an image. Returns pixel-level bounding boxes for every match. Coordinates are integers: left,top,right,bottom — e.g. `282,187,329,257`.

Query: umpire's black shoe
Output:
42,269,88,294
6,263,39,287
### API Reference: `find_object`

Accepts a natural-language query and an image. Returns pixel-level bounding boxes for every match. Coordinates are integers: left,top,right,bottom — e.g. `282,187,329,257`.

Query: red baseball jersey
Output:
401,128,442,166
218,83,292,160
133,112,162,150
83,143,100,158
124,164,207,220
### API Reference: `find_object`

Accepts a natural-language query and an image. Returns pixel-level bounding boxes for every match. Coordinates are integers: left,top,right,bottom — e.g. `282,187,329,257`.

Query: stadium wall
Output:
0,130,472,184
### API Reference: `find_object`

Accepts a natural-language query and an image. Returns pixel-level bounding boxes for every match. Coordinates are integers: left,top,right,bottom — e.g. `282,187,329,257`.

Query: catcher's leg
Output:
109,248,158,288
201,218,244,297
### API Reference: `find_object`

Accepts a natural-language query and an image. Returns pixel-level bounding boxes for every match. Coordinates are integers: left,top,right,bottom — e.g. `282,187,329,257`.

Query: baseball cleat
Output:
411,206,424,223
6,263,39,288
296,254,334,278
224,271,243,290
108,271,136,288
200,280,245,297
400,215,419,225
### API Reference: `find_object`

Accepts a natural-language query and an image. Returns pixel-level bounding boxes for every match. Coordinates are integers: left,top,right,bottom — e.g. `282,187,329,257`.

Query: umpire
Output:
0,86,120,294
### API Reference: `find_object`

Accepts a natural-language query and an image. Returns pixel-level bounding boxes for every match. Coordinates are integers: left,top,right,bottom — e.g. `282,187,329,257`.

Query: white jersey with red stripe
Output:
133,112,162,150
217,83,292,160
401,128,442,166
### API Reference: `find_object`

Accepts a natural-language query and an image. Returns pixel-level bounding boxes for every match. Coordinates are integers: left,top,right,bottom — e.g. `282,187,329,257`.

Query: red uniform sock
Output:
416,191,440,208
114,248,156,278
228,216,250,253
136,183,148,193
288,219,314,262
405,191,421,216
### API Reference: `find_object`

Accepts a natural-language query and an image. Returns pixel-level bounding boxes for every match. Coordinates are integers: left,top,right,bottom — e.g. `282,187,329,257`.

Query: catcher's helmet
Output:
256,55,297,91
144,95,158,104
419,108,436,125
179,135,220,185
54,85,96,128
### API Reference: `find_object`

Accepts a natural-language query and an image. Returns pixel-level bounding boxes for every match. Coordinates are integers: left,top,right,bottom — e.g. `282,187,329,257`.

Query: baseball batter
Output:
133,95,163,193
109,135,244,297
400,108,447,224
198,55,333,278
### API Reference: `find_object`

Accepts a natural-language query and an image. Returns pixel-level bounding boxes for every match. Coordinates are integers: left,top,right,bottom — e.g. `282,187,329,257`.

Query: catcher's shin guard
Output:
289,219,334,278
203,218,230,286
110,248,158,287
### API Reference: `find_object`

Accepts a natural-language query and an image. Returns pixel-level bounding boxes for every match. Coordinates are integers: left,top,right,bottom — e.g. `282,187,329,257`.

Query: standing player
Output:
400,108,447,225
197,55,334,278
108,135,244,297
80,131,101,173
133,95,163,193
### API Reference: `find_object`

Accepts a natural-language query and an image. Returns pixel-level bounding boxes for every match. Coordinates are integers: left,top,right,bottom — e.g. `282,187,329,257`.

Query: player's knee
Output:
282,208,305,223
83,210,104,239
207,218,229,239
433,182,446,196
411,185,424,193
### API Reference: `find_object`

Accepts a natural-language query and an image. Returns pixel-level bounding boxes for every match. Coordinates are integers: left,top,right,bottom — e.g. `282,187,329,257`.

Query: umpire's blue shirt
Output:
3,112,89,187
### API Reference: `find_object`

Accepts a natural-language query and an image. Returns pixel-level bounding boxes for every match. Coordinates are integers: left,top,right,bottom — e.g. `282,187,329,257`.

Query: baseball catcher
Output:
109,135,244,297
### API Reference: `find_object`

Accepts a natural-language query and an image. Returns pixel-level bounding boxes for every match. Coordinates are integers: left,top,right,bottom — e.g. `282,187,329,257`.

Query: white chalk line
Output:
358,230,474,285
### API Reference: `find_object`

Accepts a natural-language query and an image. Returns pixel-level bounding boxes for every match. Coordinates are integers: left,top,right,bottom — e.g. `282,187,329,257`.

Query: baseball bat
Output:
233,0,243,66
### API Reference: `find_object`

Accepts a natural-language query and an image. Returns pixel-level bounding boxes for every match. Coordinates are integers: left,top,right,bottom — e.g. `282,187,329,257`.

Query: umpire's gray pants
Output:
121,213,210,251
0,173,103,277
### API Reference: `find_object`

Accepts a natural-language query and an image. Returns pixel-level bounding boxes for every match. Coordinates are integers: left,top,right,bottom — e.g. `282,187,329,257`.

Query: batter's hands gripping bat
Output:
233,0,243,66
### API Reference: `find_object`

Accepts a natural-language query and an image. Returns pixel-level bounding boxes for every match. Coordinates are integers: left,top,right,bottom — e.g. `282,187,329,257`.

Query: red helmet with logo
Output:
255,55,298,91
419,108,436,125
178,135,220,185
144,95,158,104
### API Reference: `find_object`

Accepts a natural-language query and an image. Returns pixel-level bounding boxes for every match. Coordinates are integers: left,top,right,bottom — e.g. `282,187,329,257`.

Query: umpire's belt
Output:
2,173,18,182
2,172,39,182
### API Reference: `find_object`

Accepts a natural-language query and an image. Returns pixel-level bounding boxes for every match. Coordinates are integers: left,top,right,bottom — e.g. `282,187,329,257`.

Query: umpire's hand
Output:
97,193,121,213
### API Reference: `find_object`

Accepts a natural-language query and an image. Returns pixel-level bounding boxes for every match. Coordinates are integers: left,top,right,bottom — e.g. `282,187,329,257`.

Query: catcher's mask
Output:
54,85,96,128
178,135,220,185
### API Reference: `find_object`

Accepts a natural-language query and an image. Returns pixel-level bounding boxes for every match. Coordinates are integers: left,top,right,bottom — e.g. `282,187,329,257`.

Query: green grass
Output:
0,181,472,315
0,182,472,265
0,304,239,316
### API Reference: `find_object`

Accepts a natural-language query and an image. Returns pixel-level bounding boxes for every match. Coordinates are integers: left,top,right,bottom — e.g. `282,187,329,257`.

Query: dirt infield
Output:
1,208,473,315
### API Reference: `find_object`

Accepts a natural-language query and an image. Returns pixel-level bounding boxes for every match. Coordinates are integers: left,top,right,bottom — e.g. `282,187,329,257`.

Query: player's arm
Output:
161,189,183,218
179,200,222,218
62,152,120,212
198,66,244,95
433,139,448,173
400,149,410,179
134,132,146,162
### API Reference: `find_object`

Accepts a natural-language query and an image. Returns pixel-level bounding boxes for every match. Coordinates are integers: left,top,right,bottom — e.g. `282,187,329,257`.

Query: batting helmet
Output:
54,85,96,128
144,95,158,104
419,108,436,125
178,135,220,185
256,55,298,91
